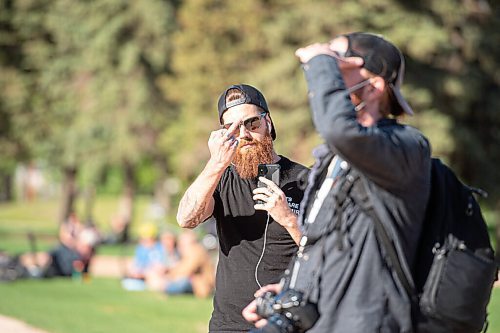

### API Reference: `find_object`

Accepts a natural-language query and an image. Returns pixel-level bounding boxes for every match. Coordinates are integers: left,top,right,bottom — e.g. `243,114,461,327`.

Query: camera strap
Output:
305,156,344,224
290,156,342,290
289,157,355,303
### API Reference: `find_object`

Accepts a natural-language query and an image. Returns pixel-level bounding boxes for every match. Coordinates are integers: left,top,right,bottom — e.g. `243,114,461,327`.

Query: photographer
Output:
243,33,431,332
177,84,308,332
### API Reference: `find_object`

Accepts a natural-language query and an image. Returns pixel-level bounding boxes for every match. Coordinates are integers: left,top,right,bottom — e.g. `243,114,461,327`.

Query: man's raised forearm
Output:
279,214,302,245
176,160,226,229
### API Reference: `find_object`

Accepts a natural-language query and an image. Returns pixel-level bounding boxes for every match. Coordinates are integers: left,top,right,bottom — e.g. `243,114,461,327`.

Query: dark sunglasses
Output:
221,112,267,131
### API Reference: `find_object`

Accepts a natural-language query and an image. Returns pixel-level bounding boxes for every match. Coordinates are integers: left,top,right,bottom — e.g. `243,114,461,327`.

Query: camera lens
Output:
251,289,319,333
258,165,268,176
255,291,277,319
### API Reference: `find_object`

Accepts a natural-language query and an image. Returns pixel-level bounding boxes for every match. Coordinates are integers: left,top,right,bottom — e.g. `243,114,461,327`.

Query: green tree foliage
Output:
17,0,176,181
0,0,32,200
3,0,176,223
162,0,276,179
1,0,499,213
167,0,500,203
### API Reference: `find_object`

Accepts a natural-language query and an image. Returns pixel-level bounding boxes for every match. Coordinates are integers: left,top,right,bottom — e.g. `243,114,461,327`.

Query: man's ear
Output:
368,76,386,100
265,115,272,134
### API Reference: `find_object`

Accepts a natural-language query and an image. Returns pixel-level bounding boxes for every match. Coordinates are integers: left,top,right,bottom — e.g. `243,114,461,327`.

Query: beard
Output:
232,133,274,179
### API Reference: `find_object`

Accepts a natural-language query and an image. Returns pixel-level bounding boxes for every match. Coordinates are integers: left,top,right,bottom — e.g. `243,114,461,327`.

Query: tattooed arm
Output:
177,160,225,228
177,120,242,229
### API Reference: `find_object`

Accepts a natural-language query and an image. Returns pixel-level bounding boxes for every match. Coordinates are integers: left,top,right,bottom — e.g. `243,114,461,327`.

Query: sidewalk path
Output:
0,315,50,333
89,255,132,278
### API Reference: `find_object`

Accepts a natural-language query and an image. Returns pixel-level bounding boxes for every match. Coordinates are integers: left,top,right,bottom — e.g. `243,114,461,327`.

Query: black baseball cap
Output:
217,84,276,140
343,32,413,116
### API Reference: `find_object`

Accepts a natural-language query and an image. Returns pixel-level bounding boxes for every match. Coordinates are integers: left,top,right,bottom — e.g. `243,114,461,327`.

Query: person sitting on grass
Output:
122,223,179,291
146,230,215,298
19,218,100,279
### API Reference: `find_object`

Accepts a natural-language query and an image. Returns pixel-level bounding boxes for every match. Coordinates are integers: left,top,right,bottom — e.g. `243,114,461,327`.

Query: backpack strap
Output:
349,176,419,329
370,208,415,297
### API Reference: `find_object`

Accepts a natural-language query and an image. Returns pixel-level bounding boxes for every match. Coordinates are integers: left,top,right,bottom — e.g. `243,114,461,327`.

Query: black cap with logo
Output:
217,84,276,140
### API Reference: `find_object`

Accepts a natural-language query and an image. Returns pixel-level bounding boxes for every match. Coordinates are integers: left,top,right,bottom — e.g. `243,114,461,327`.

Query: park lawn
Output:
0,198,499,333
490,287,500,333
0,278,499,333
0,195,155,233
0,195,177,255
0,277,213,333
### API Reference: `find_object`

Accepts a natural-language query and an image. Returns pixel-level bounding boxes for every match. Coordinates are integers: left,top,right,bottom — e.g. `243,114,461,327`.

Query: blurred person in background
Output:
160,229,179,267
121,222,177,290
177,84,308,332
122,222,179,290
59,211,85,249
19,213,100,279
126,222,164,280
147,230,215,298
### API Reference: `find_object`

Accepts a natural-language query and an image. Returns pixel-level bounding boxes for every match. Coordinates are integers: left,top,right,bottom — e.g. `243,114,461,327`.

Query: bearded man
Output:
177,84,307,333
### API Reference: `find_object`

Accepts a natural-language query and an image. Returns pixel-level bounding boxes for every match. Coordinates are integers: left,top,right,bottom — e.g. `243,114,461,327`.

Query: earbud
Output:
267,121,272,134
354,101,366,112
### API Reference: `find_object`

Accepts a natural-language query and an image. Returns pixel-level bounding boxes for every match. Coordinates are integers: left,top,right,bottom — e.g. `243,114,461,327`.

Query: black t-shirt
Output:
209,156,307,333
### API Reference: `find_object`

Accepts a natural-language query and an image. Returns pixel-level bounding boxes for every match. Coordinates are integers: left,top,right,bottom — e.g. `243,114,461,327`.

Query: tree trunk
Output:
59,166,78,225
0,173,13,202
153,155,171,216
115,161,135,243
83,185,96,225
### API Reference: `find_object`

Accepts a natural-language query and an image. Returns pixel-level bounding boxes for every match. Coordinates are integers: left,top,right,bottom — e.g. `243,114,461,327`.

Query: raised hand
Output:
295,40,364,69
207,118,242,168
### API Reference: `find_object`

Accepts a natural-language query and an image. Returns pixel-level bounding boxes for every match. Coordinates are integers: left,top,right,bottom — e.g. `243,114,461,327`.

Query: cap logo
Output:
225,96,248,109
217,83,277,139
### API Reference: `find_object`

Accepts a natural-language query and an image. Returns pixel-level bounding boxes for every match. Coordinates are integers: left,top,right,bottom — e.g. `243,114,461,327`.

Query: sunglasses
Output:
221,112,267,132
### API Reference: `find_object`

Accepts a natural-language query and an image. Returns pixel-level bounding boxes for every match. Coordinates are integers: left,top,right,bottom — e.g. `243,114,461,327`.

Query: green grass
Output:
490,288,500,332
0,198,499,333
0,195,155,233
0,195,179,255
0,278,498,333
0,278,213,333
0,235,136,256
0,198,210,332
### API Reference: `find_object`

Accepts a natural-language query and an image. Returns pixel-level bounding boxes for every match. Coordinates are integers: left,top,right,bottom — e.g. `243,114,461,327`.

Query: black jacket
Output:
284,55,431,332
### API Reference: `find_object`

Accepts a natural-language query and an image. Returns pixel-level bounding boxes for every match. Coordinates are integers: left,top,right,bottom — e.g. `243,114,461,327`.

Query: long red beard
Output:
232,134,274,179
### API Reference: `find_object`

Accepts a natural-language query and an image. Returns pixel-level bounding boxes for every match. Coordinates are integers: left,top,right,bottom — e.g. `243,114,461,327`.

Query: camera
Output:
249,289,319,333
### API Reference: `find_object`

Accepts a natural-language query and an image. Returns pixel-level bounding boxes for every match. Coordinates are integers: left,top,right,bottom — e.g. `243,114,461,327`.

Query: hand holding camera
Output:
242,284,282,329
248,288,319,333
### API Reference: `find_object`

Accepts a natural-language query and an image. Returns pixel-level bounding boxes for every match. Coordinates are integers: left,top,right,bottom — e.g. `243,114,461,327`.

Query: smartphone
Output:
256,164,280,204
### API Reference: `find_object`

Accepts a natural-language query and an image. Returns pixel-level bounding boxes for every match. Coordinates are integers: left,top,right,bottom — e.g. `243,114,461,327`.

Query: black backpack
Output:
354,158,498,333
414,159,498,332
0,253,28,282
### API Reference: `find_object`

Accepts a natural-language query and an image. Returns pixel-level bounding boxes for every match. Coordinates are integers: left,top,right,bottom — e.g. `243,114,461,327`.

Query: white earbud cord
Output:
255,212,271,288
